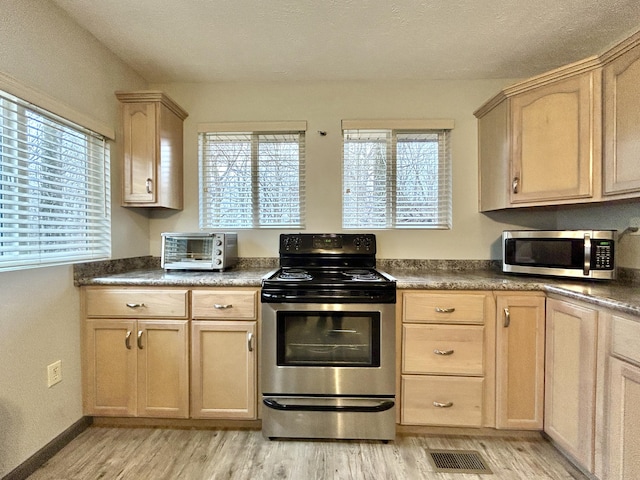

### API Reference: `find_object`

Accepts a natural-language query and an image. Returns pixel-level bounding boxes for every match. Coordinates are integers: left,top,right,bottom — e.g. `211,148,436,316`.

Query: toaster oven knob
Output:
215,239,223,246
215,249,222,256
214,258,222,265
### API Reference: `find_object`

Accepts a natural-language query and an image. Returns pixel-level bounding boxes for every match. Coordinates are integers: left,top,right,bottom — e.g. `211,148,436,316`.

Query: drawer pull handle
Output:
433,349,454,356
435,307,455,313
146,178,153,194
126,303,145,309
504,307,511,328
248,333,254,352
433,401,453,408
214,304,233,309
125,330,132,350
137,330,144,349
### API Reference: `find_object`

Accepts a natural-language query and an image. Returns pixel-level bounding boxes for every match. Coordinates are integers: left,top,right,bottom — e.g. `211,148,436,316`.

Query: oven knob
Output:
215,240,223,246
215,249,222,256
214,258,222,265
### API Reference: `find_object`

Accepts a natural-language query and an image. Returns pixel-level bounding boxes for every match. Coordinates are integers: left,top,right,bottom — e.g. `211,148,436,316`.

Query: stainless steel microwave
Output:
161,232,238,271
502,230,616,280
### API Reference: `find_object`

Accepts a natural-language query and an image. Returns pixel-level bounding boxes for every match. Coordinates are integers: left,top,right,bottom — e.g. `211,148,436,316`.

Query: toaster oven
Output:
161,232,238,271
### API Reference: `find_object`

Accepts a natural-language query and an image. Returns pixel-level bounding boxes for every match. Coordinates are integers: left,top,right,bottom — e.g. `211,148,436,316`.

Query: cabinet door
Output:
606,357,640,479
477,99,510,211
84,319,137,416
603,43,640,195
137,320,189,418
544,298,598,472
191,321,257,419
510,71,595,204
495,294,545,429
122,101,157,204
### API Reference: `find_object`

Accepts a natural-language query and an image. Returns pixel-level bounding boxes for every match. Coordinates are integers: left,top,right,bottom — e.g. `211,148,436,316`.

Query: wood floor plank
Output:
26,427,588,480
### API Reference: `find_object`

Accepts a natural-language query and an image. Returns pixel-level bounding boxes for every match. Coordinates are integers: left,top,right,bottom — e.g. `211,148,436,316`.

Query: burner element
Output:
278,269,313,281
343,269,382,281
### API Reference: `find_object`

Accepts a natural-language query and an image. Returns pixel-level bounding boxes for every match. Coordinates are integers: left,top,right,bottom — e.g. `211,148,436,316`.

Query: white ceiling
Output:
51,0,640,83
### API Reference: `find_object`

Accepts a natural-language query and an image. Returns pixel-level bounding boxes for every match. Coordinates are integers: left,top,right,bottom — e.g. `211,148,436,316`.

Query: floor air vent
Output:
427,449,493,474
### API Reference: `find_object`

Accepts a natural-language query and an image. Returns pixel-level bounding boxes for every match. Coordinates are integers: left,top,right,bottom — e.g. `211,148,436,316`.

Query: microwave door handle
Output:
584,234,591,276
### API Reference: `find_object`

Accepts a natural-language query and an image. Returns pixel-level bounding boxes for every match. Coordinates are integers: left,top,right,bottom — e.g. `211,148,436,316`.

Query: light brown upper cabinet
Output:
116,91,188,209
475,58,602,211
476,29,640,211
602,31,640,197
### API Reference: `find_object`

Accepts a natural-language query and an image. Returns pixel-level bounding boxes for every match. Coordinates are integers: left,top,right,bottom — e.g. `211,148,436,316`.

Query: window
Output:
198,121,306,229
0,89,110,271
342,120,453,229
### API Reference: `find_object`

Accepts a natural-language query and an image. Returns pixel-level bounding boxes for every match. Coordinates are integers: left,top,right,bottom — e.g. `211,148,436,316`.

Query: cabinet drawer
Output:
611,314,640,366
403,293,485,324
401,375,484,426
85,288,188,318
403,324,484,375
192,290,257,320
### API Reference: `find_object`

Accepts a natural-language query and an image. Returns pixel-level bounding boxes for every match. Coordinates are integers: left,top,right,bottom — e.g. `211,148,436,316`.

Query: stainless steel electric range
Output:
260,233,396,441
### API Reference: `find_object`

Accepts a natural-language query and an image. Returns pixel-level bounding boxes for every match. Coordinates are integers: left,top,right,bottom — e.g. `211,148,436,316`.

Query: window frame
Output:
341,119,454,230
198,121,307,229
0,85,112,272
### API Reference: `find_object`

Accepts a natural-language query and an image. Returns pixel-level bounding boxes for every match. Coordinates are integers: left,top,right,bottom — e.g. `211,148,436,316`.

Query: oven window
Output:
276,311,381,367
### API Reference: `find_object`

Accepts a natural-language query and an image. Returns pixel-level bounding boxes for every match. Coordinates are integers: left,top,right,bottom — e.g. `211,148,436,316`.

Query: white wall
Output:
149,80,560,260
0,1,147,476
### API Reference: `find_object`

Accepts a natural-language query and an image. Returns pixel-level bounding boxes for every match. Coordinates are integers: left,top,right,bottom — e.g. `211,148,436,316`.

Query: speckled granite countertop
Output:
74,257,640,317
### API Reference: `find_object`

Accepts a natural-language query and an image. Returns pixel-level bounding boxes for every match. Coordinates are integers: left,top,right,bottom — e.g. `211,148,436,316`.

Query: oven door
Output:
261,302,395,396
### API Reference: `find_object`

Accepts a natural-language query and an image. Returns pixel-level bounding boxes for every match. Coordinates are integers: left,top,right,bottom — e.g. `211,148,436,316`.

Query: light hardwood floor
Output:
27,427,587,480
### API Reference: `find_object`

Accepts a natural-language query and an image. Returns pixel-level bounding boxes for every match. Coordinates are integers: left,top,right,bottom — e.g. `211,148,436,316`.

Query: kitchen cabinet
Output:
84,318,189,418
116,91,188,209
475,60,601,211
602,31,640,197
601,312,640,479
544,297,598,473
82,287,190,418
400,291,496,427
190,289,258,419
494,292,545,429
509,69,599,204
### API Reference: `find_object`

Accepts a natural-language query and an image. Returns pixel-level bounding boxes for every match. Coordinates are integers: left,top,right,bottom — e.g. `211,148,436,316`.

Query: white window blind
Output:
199,126,305,229
0,90,111,271
343,127,451,229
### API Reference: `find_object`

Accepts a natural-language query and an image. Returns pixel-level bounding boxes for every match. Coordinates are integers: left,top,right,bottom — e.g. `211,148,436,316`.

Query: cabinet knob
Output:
433,401,454,408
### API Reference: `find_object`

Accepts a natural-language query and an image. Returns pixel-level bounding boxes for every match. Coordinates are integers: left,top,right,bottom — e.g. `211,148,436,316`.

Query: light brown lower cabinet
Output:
83,318,189,418
190,321,257,419
402,375,484,426
605,357,640,479
399,291,495,428
494,292,546,429
544,298,598,473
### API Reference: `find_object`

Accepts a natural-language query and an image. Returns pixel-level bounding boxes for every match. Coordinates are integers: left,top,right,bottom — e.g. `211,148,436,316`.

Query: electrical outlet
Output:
47,360,62,387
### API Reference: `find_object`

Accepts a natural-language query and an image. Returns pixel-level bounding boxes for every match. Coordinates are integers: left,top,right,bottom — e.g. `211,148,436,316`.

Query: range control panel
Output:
280,233,376,254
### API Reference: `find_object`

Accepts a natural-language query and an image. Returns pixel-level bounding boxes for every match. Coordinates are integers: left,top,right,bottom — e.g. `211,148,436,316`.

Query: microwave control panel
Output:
593,240,614,270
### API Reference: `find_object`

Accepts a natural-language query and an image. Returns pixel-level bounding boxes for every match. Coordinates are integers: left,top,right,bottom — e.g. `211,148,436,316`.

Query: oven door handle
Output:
262,398,394,413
